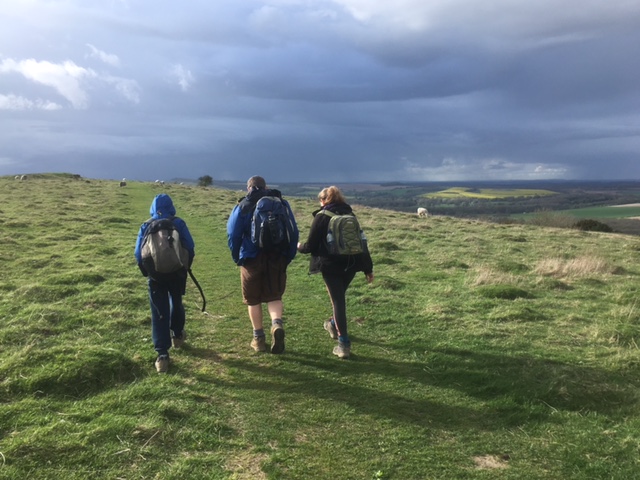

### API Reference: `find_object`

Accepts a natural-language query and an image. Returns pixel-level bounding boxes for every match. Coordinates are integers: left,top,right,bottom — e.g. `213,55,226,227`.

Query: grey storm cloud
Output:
0,0,639,182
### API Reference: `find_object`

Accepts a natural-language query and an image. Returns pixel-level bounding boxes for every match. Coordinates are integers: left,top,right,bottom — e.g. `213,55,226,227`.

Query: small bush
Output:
573,219,613,232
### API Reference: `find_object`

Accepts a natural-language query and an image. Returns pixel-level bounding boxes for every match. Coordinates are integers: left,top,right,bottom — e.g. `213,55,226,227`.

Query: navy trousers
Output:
148,277,186,355
322,269,356,344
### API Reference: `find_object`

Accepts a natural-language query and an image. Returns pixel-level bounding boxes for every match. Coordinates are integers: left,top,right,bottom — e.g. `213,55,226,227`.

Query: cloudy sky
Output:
1,1,639,183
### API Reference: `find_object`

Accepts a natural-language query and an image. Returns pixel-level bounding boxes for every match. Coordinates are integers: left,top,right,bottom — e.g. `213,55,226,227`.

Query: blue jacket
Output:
227,188,298,266
134,194,195,269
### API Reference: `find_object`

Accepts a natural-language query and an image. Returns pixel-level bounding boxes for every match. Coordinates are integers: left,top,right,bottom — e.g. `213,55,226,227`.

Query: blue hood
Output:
150,194,176,219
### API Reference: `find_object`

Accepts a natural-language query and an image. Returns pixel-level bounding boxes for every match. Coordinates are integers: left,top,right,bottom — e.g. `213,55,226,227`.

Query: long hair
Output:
318,186,346,204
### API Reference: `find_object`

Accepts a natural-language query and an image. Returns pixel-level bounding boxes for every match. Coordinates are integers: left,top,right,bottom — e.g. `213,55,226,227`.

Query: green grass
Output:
2,174,640,479
424,187,557,200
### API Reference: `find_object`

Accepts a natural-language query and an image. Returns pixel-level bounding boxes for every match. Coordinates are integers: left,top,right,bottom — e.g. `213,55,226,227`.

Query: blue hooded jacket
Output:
134,194,195,269
226,188,298,266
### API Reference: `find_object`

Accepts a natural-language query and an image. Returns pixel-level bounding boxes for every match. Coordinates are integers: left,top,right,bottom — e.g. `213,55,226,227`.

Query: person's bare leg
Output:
267,300,285,354
248,304,266,352
267,300,283,321
248,304,263,330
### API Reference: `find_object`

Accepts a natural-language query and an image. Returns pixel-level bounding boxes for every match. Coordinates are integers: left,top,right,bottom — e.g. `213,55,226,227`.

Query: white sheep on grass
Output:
417,207,429,217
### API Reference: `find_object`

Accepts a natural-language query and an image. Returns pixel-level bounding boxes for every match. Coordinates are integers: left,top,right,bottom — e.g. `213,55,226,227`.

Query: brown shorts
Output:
240,253,288,305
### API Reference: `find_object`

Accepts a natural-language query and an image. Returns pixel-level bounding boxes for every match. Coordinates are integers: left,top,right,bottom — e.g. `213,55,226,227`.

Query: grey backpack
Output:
140,217,189,280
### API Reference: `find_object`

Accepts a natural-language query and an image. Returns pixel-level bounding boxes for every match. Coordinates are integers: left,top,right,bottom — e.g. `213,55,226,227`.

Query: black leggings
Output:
322,269,357,341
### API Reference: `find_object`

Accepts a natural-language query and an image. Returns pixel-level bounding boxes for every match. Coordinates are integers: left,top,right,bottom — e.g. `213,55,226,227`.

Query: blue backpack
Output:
251,196,294,253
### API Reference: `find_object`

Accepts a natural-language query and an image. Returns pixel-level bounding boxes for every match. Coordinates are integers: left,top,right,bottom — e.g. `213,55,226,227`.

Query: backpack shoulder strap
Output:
146,215,177,224
142,217,156,235
318,209,336,218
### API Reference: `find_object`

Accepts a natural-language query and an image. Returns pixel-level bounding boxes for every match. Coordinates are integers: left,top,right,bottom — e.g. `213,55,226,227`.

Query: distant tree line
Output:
217,180,640,225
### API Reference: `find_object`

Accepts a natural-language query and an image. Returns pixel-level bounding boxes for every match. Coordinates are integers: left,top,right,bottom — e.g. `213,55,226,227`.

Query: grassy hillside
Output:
1,175,640,479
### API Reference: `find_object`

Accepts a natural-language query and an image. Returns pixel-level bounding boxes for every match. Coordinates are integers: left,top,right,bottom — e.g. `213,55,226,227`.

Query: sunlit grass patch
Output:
15,284,80,302
1,345,142,397
601,301,640,348
471,266,522,286
534,255,619,278
424,187,557,199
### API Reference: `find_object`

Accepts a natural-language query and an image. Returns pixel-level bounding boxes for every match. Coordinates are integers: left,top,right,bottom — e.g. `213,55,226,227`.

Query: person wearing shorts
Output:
241,253,288,305
227,176,299,353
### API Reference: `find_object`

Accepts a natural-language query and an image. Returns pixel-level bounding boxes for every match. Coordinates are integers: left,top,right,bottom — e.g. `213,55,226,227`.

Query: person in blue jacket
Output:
227,175,298,354
135,194,195,373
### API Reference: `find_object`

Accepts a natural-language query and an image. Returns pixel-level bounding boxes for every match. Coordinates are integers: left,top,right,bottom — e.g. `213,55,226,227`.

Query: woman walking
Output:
297,186,374,359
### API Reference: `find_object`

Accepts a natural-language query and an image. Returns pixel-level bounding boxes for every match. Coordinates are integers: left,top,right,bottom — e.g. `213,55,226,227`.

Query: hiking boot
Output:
155,354,170,373
251,336,267,352
270,323,285,354
323,318,338,340
172,330,187,349
333,343,350,359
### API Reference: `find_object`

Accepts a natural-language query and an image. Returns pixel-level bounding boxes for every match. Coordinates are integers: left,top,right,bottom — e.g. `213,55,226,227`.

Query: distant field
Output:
556,205,640,219
512,204,640,220
424,186,557,199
